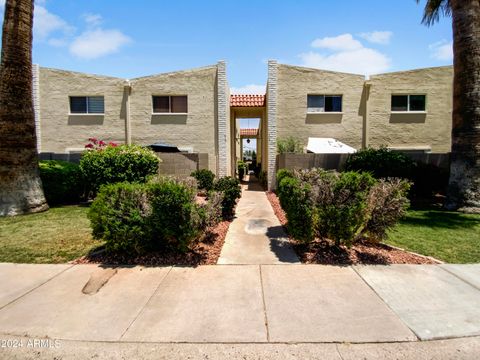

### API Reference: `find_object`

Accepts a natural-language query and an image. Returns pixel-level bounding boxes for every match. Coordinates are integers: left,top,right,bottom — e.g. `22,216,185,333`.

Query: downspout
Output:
362,81,371,149
124,80,132,145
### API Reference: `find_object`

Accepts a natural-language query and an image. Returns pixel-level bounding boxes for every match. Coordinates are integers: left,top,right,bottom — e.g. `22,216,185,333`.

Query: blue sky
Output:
0,0,453,93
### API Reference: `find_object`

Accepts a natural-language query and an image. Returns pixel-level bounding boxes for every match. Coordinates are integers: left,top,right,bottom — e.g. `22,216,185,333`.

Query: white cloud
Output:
300,33,391,75
34,5,74,40
69,29,131,59
83,13,103,27
230,84,266,94
359,31,393,45
0,0,5,8
311,33,362,51
429,40,453,61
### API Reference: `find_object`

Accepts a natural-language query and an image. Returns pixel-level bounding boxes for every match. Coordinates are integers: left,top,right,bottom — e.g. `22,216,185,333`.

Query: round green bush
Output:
213,176,241,217
39,160,84,205
88,179,203,254
190,169,215,191
79,144,160,197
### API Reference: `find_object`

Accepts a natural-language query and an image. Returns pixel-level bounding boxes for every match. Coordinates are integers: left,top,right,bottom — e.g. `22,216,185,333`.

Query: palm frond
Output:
416,0,452,26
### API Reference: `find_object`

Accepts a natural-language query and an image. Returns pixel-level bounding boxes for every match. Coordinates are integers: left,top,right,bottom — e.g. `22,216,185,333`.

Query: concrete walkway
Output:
1,263,480,347
218,176,300,264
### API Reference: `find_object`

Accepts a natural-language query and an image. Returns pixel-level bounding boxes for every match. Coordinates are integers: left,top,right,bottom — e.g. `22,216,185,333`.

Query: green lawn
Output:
386,208,480,263
0,206,103,264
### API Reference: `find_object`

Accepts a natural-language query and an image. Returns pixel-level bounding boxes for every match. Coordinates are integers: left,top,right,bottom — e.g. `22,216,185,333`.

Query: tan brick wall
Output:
276,64,366,150
157,153,209,177
129,66,218,173
38,67,127,153
368,66,453,152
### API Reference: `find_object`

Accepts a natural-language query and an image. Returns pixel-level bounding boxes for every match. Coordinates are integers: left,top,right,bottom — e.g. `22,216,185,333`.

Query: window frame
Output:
152,95,188,114
307,94,343,113
391,94,427,113
69,96,105,115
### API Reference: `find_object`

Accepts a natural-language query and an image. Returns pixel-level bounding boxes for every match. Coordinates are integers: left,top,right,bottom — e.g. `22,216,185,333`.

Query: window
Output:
69,96,104,114
152,95,188,113
307,95,342,112
391,95,426,112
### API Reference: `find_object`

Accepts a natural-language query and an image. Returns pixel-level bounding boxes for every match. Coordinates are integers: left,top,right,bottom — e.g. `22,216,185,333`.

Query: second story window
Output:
391,95,426,112
307,95,342,113
152,95,188,113
70,96,104,114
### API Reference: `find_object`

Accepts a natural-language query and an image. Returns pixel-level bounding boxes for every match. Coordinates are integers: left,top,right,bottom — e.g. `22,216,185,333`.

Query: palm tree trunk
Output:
446,0,480,213
0,0,48,216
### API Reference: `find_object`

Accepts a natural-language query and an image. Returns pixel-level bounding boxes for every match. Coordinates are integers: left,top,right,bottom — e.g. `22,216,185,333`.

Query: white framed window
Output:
152,95,188,114
391,94,426,112
307,95,342,113
69,96,104,114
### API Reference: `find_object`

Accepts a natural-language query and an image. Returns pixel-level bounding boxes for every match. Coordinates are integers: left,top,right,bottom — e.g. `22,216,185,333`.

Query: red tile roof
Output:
230,94,265,107
240,128,259,137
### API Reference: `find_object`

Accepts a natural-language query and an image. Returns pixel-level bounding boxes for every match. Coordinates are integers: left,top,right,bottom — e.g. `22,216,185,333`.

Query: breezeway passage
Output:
1,263,480,344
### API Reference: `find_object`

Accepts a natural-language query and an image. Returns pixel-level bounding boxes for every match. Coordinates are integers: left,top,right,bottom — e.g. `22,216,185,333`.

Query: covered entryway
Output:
230,95,267,178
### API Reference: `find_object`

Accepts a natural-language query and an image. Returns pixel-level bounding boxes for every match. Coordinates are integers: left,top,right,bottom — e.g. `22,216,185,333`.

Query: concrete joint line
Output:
0,264,74,312
119,266,174,341
259,265,270,342
350,266,420,341
437,265,480,291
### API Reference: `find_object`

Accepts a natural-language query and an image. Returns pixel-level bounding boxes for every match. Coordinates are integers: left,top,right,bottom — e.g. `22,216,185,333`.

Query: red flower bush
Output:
85,138,118,151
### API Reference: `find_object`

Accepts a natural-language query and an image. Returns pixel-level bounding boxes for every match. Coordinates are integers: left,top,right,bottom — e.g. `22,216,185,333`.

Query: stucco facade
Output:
34,61,453,186
367,66,453,152
38,67,126,153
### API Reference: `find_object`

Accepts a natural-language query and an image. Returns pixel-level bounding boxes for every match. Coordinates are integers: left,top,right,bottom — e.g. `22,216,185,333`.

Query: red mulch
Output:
72,220,232,267
266,191,439,265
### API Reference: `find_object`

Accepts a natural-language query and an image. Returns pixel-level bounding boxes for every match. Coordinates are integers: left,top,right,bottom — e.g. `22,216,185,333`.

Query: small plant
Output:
80,144,160,197
277,136,303,154
213,176,241,217
84,137,118,150
191,169,215,191
237,160,248,180
39,160,84,205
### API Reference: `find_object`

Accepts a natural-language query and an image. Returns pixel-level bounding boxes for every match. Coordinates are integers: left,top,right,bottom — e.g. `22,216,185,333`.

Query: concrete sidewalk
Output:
218,177,300,264
1,263,480,346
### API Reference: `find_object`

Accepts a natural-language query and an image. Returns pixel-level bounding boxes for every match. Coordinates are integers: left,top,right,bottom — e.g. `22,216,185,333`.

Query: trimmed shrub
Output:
276,168,293,187
345,147,415,179
197,191,224,228
80,144,160,197
277,175,315,242
88,178,205,254
39,160,84,205
364,178,411,242
191,169,215,191
276,168,410,247
213,176,241,217
88,182,152,253
316,171,377,246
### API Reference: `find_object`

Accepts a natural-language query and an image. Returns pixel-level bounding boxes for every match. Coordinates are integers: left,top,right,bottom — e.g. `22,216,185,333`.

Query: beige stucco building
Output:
33,61,453,189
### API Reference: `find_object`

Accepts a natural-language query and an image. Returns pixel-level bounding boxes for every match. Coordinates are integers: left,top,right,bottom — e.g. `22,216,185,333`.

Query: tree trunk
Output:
0,0,48,216
446,0,480,213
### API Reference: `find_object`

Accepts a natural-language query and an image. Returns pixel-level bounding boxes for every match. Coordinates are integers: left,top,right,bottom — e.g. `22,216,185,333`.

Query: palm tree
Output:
417,0,480,213
0,0,48,216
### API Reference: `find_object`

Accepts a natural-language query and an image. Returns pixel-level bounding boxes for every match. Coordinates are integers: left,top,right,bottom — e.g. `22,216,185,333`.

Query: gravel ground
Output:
266,191,437,265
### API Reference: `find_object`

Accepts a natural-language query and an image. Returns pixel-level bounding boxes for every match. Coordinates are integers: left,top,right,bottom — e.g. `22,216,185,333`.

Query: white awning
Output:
306,138,357,154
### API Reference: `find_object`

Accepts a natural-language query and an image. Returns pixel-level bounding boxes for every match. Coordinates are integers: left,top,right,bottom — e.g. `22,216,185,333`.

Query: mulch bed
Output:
72,220,232,267
266,191,439,265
